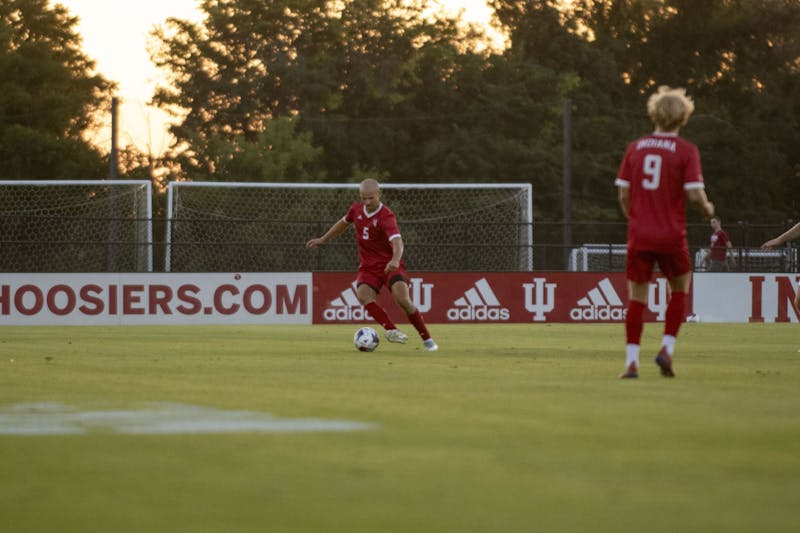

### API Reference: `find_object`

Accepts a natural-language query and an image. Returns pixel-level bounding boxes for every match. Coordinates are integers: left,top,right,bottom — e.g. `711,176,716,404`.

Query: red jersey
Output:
344,202,403,271
709,229,730,261
615,132,705,250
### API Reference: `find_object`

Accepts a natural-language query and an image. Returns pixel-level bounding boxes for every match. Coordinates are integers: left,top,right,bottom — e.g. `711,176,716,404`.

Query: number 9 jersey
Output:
614,132,705,250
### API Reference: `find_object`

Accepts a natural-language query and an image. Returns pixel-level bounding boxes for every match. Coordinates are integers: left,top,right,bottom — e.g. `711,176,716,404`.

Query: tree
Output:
151,0,799,225
488,0,638,221
172,116,323,182
304,0,486,181
570,0,800,219
150,0,337,181
151,0,481,183
0,0,112,179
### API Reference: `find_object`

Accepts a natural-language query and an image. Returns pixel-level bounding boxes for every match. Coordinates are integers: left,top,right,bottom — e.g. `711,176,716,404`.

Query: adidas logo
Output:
323,283,371,321
570,277,627,321
447,278,510,321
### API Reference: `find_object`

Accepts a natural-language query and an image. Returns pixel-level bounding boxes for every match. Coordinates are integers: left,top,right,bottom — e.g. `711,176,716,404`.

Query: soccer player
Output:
306,179,438,351
615,86,715,378
761,222,800,311
705,216,736,271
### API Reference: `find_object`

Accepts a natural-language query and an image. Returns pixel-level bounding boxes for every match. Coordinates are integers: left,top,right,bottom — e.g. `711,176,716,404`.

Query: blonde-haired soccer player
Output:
615,86,715,378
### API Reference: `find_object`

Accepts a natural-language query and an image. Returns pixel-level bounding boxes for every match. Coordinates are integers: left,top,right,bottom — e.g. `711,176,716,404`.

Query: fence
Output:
1,217,797,273
0,180,795,272
0,180,152,273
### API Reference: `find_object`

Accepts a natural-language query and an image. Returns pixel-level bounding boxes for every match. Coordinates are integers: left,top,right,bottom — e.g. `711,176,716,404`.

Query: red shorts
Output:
626,243,691,283
356,266,409,293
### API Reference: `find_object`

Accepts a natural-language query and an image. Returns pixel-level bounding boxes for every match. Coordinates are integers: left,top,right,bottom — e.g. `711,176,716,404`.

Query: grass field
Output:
1,323,799,533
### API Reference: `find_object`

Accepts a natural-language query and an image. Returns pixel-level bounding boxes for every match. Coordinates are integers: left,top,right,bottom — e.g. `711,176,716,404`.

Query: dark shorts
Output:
708,259,729,272
626,243,691,283
356,266,409,293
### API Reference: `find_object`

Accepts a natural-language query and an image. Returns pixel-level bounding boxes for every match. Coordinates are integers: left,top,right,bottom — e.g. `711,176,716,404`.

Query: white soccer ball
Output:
354,327,380,352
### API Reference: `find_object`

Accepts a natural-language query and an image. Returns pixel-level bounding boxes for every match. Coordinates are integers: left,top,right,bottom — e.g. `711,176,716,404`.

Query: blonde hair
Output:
647,86,695,131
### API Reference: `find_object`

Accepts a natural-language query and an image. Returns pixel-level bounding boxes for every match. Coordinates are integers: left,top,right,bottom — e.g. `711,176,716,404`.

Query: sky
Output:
57,0,502,156
57,0,204,155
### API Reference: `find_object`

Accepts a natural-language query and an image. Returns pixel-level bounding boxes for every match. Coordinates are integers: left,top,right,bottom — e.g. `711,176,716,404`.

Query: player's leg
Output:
622,280,649,378
355,272,403,340
621,249,653,378
389,274,436,351
655,245,692,377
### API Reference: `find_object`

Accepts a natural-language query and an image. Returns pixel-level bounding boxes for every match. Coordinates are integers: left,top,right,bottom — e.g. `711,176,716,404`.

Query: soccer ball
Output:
354,327,380,352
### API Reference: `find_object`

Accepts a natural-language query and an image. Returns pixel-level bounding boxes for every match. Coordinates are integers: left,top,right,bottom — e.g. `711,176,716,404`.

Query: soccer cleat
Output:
655,348,675,377
384,329,408,344
619,362,638,379
423,339,438,352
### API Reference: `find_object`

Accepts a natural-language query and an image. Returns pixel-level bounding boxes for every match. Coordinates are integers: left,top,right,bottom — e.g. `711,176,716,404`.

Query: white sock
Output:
626,344,640,367
662,335,676,356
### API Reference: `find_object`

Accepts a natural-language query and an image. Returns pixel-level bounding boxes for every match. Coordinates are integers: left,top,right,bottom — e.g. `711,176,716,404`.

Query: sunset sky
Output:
56,0,504,156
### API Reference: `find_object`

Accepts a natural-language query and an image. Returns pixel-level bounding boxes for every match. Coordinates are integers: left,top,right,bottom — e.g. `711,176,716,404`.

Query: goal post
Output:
166,182,533,272
0,180,153,272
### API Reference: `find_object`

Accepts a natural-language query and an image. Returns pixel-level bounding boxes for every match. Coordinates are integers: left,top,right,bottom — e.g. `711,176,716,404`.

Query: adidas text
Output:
447,306,510,321
569,306,626,321
323,307,372,321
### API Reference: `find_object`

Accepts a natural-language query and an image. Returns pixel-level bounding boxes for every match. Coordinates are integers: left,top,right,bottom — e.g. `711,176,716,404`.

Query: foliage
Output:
170,116,323,182
0,0,111,179
150,0,336,181
568,0,800,220
147,0,800,221
4,0,798,222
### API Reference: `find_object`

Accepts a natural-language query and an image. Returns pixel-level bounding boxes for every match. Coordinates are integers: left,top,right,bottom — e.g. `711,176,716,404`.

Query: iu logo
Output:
523,278,556,321
648,278,669,321
408,277,433,313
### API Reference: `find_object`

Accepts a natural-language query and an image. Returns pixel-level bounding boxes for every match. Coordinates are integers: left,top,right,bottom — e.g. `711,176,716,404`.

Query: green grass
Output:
1,323,799,533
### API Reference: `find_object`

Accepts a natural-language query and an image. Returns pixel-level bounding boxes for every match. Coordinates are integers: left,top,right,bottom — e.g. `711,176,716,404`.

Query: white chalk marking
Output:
0,403,376,435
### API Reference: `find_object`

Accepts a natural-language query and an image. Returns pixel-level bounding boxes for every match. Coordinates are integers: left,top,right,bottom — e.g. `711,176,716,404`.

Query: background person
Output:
615,85,715,379
306,179,438,351
705,216,736,271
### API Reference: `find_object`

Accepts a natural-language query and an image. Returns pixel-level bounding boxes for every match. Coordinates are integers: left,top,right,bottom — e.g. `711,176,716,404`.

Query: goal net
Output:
569,244,627,272
0,180,153,272
166,182,533,272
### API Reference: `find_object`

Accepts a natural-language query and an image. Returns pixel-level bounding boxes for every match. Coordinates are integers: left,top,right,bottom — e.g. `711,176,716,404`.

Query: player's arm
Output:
726,239,736,266
616,185,630,220
761,222,800,250
614,147,633,219
686,188,714,219
306,218,349,248
385,236,404,273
